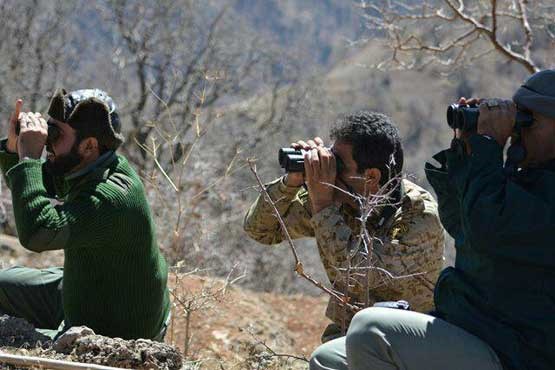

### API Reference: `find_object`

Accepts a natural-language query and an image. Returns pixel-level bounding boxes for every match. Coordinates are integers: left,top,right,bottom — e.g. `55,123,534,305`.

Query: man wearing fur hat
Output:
0,89,170,341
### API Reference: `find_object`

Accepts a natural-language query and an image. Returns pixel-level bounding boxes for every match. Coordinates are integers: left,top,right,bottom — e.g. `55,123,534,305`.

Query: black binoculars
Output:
278,147,345,173
446,103,533,131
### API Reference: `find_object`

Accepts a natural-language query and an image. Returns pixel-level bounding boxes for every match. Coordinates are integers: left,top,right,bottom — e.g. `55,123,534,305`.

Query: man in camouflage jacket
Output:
244,111,444,342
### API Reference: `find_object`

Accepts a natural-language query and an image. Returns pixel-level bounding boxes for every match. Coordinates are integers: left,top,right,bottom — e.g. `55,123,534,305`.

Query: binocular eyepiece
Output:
446,103,534,131
278,147,345,173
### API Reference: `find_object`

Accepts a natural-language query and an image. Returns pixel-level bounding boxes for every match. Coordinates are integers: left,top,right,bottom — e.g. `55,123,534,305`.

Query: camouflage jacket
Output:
244,177,445,327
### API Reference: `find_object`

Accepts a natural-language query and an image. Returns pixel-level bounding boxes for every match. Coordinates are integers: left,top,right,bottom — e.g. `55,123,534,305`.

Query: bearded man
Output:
0,89,170,341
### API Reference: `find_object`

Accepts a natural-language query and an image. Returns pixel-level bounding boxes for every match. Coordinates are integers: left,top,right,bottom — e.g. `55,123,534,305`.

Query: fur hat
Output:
47,88,124,150
513,69,555,119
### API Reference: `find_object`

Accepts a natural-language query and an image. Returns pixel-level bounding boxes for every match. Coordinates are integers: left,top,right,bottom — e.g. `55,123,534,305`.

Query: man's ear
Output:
363,168,381,191
79,137,99,158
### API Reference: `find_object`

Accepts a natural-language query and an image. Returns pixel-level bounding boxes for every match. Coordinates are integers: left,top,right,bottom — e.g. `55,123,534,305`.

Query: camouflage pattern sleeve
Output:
243,176,314,245
309,204,354,270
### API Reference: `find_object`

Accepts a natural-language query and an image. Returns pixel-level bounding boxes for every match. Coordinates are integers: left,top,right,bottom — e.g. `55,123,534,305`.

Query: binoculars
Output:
278,147,345,173
446,103,533,131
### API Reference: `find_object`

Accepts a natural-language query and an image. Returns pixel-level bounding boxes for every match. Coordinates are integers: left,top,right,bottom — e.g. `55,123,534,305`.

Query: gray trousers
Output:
310,307,503,370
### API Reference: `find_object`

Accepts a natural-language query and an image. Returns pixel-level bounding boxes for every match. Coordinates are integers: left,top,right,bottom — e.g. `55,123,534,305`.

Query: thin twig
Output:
247,159,359,312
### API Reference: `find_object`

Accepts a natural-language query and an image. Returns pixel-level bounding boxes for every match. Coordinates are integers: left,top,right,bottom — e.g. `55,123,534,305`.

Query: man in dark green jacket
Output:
0,89,170,341
309,70,555,370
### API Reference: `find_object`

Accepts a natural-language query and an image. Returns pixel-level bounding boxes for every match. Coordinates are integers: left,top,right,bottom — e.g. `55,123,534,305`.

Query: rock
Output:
0,315,182,369
53,326,95,354
0,315,50,348
60,334,182,370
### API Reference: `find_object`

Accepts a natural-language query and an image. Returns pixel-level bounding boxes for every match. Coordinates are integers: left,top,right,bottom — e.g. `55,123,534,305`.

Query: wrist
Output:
311,199,333,214
284,173,304,187
18,150,42,160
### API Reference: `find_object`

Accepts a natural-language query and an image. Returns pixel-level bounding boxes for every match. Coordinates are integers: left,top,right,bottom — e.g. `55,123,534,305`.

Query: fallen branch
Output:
0,352,124,370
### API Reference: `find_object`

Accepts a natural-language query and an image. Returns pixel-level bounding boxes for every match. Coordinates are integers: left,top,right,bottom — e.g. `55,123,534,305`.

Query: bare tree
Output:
0,1,78,112
359,0,555,73
88,0,316,268
97,0,266,166
0,0,84,236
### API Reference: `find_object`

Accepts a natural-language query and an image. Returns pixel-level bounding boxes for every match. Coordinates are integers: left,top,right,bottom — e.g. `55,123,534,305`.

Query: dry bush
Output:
168,263,244,359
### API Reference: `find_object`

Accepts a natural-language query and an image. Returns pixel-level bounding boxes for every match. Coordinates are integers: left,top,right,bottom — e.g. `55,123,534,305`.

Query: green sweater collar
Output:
58,151,118,197
65,151,116,181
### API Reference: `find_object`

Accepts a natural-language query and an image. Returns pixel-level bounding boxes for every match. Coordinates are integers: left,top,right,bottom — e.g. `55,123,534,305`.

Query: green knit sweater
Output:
0,143,170,340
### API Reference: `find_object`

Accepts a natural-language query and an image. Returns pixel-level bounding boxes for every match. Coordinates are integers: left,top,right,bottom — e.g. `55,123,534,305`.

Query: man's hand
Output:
305,146,336,214
285,137,325,187
17,112,48,160
477,98,516,147
6,99,23,154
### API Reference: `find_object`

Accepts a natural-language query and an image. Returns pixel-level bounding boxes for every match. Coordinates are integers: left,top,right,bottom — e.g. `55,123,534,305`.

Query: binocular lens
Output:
278,147,345,173
47,123,61,144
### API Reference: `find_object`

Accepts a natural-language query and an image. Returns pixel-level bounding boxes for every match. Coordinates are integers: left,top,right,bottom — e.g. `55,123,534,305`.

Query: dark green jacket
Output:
0,143,170,340
425,135,555,370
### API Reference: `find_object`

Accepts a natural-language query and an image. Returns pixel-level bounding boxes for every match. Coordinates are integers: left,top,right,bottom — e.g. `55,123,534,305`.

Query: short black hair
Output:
330,110,403,185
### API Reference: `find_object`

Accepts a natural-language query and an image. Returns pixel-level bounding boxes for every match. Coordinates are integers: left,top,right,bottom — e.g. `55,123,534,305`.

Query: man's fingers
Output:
36,114,48,132
501,100,516,122
310,148,319,172
507,100,517,115
466,97,480,105
18,113,28,127
293,138,325,151
21,113,34,132
10,99,23,124
458,97,481,106
28,113,41,128
27,113,38,128
14,99,22,120
305,148,319,182
297,140,309,150
478,101,489,116
317,146,328,171
38,115,47,127
304,151,314,181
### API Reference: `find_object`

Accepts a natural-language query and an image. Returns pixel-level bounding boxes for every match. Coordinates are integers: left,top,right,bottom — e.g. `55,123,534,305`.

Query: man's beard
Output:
45,142,83,177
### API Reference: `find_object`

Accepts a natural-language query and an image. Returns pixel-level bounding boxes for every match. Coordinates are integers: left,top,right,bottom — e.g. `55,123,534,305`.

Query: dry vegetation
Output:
0,0,553,368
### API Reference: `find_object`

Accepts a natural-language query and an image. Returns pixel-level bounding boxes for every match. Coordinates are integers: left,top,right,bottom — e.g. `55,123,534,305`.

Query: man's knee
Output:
309,338,348,370
346,307,389,353
0,266,24,289
309,346,329,370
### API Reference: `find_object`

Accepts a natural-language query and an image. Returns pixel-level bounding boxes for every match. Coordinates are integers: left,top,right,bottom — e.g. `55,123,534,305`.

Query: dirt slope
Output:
167,274,328,369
